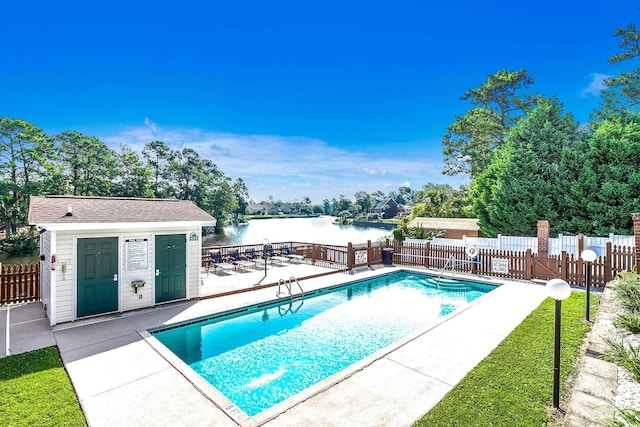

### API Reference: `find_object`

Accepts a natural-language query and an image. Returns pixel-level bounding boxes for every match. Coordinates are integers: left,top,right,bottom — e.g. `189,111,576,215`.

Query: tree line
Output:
0,123,248,235
440,10,640,237
254,184,470,220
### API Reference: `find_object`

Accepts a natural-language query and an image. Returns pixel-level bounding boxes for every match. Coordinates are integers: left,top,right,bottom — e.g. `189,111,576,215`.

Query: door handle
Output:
113,273,118,282
155,269,160,276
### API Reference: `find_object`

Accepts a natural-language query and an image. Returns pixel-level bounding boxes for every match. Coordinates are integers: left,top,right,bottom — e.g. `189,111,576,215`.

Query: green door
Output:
155,234,186,303
77,237,119,317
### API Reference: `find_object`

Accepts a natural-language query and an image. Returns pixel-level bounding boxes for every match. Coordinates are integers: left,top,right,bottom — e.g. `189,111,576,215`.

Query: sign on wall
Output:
355,250,368,265
491,258,510,274
125,238,148,271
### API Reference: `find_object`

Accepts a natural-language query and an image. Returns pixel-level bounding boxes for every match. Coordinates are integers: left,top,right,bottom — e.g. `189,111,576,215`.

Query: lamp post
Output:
546,278,571,409
581,249,597,322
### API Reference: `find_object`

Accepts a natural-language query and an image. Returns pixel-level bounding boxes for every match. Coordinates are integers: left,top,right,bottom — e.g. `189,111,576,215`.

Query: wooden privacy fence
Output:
1,238,635,305
204,239,636,287
389,241,636,287
0,263,40,304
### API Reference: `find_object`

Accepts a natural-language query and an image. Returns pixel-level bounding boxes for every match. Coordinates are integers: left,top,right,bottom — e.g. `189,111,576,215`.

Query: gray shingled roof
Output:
28,195,216,225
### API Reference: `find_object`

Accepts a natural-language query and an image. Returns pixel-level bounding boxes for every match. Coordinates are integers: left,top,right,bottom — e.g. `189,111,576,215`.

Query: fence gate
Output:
532,255,560,280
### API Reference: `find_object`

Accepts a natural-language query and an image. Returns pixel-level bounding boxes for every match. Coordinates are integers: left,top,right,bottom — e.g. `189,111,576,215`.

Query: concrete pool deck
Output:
5,267,550,426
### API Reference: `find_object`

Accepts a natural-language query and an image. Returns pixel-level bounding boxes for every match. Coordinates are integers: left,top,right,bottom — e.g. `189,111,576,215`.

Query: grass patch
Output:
414,291,596,427
0,346,86,427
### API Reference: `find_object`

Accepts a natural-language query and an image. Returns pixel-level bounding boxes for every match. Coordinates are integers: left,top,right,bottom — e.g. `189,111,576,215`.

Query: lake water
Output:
203,216,392,247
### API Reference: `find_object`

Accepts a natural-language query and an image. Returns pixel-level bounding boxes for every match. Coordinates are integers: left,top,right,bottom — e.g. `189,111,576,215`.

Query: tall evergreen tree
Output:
0,118,56,233
142,140,175,198
597,9,640,118
56,130,118,196
569,115,640,235
112,144,154,198
471,99,581,236
442,69,536,178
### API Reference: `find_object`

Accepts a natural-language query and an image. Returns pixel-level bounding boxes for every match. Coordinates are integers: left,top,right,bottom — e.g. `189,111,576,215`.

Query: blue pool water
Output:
151,271,495,417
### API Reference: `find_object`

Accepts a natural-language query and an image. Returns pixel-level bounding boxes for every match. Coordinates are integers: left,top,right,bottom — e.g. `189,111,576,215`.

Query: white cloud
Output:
362,167,388,176
143,117,157,133
100,120,461,203
581,73,612,97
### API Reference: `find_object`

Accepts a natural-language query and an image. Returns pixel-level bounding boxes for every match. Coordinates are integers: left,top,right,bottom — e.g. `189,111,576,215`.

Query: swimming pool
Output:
150,271,495,420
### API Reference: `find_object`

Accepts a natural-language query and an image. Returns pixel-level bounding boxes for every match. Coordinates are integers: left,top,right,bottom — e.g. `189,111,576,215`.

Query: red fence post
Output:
604,241,612,284
424,241,430,269
525,248,532,280
577,234,586,286
0,264,5,303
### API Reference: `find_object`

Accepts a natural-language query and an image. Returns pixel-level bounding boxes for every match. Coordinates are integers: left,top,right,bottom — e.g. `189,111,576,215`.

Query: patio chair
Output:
265,244,288,265
228,248,255,271
209,250,236,274
280,246,305,263
245,247,268,268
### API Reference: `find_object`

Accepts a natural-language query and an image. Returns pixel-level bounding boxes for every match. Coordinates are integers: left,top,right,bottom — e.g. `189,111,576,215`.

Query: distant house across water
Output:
369,198,399,219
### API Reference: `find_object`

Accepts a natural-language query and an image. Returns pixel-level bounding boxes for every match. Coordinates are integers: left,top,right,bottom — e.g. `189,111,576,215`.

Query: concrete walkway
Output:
562,287,617,426
1,301,56,357
1,268,602,426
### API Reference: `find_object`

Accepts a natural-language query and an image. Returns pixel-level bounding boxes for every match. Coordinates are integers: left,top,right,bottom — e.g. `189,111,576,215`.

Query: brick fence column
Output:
633,213,640,274
537,220,550,257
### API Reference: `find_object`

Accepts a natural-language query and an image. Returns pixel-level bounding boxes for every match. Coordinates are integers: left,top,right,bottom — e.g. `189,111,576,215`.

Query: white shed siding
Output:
39,231,53,322
53,232,76,324
44,225,204,325
186,228,202,299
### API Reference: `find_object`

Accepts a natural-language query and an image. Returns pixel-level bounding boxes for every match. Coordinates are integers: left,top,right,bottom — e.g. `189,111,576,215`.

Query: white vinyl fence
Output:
406,233,634,257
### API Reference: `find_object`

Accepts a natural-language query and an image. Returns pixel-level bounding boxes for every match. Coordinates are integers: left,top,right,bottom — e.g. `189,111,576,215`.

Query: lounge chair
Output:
280,246,305,263
265,244,289,265
209,250,236,274
245,247,268,268
228,249,255,271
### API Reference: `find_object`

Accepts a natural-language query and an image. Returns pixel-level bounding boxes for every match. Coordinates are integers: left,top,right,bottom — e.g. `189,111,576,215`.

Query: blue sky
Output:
1,1,635,203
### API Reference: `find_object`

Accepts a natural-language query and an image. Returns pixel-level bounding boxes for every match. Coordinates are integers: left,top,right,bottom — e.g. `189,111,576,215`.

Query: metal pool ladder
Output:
435,255,456,287
277,276,305,300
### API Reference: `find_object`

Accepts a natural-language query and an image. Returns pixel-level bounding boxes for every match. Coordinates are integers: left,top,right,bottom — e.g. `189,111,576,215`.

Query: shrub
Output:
602,336,640,382
611,271,640,312
614,311,640,335
0,228,38,255
606,407,640,427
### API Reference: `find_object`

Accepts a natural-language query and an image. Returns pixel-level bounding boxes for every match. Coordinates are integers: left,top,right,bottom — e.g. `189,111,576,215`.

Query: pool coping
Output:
141,268,513,426
49,266,548,427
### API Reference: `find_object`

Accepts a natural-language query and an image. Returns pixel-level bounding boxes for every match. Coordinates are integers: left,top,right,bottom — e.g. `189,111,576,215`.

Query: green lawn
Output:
415,291,597,427
0,346,86,427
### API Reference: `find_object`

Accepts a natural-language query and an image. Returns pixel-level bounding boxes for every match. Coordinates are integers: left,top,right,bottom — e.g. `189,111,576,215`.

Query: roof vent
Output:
65,206,73,217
